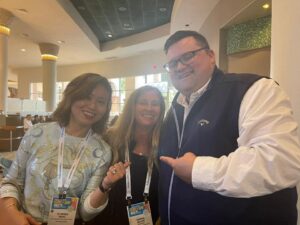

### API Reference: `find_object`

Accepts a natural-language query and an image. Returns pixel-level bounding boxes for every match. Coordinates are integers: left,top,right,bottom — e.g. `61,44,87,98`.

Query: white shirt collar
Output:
176,78,211,108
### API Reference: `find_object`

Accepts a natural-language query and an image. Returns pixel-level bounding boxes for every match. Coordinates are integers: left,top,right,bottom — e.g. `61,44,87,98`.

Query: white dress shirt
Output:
179,78,300,197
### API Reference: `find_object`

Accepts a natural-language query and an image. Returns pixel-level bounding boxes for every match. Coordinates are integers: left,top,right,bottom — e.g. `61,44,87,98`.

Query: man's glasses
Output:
163,47,209,72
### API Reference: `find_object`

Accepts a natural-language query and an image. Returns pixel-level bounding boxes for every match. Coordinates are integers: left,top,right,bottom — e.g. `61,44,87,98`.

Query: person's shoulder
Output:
33,121,57,129
89,134,112,162
225,72,263,81
216,72,264,88
27,122,59,137
90,133,111,151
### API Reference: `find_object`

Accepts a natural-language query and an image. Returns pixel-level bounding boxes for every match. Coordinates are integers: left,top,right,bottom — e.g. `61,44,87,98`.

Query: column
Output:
0,8,14,114
270,1,300,224
271,0,300,133
39,43,59,112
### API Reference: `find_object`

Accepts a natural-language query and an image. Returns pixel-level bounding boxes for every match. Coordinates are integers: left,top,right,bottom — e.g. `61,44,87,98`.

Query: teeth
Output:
83,111,95,117
142,114,154,118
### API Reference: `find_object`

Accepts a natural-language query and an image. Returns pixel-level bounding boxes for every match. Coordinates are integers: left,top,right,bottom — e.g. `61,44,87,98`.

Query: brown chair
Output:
0,126,24,152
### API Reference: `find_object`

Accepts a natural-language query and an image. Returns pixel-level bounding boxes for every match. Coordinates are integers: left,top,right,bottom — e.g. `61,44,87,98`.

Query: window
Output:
30,82,69,104
110,73,176,115
30,74,176,115
30,82,43,101
109,78,126,116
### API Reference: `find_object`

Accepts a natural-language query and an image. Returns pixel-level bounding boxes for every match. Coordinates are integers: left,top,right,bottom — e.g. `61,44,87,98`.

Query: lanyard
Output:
167,106,185,225
57,127,92,197
125,145,153,205
172,106,184,151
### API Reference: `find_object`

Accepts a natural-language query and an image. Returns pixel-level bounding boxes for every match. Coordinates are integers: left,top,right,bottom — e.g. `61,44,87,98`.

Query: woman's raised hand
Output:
101,161,130,191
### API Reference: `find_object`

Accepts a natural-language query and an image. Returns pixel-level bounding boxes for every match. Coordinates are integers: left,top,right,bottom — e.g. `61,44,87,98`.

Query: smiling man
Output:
158,30,300,225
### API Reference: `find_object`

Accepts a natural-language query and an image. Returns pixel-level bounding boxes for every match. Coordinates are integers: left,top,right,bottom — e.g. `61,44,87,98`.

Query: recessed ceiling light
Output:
123,23,134,30
57,40,65,44
118,6,127,12
107,34,112,38
20,48,26,52
159,7,167,12
262,3,270,9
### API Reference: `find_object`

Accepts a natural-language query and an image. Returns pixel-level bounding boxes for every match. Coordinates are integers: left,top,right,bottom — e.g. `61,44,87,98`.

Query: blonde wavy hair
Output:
104,86,165,168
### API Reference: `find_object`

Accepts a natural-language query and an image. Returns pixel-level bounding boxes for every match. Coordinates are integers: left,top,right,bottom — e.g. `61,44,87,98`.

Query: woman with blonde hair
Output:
88,85,165,225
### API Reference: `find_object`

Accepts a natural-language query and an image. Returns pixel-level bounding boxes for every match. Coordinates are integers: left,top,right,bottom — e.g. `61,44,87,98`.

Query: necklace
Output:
133,151,144,156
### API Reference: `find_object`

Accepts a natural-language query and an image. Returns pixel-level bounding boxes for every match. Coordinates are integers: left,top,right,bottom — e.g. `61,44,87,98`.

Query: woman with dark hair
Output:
88,85,165,225
0,73,128,225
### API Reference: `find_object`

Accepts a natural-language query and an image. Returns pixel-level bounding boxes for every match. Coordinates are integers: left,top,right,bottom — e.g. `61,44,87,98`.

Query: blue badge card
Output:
48,196,79,225
127,202,153,225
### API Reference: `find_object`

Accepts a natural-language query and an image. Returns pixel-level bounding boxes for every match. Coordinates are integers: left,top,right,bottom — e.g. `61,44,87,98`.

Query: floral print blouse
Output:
0,122,111,222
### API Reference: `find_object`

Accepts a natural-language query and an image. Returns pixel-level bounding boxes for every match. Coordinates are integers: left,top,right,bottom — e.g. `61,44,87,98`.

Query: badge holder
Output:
48,194,79,225
126,195,153,225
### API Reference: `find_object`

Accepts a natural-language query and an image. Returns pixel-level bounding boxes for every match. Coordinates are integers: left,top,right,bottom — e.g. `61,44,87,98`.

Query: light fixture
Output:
262,3,270,9
20,48,26,52
57,40,65,44
123,23,134,30
105,31,112,38
41,54,58,61
118,6,127,12
0,25,10,35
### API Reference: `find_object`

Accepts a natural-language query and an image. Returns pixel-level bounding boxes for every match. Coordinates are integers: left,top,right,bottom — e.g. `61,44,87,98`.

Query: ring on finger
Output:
111,167,117,175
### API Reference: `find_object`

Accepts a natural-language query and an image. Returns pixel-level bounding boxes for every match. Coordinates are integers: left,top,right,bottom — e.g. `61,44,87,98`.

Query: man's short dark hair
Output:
164,30,210,54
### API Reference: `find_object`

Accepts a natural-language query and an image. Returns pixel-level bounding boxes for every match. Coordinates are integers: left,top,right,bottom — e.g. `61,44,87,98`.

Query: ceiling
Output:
70,0,174,43
0,0,221,69
0,0,270,71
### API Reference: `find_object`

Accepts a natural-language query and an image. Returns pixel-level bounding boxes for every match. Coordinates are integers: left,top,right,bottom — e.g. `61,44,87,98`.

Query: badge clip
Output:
127,196,132,207
59,190,67,199
143,193,149,203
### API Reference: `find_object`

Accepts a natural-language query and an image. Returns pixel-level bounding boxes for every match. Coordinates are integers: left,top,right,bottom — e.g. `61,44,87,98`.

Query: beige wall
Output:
271,0,300,127
13,50,166,99
199,0,255,65
271,1,300,223
227,47,270,77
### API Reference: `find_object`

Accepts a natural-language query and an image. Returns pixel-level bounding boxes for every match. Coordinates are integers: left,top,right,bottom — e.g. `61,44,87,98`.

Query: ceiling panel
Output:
70,0,174,43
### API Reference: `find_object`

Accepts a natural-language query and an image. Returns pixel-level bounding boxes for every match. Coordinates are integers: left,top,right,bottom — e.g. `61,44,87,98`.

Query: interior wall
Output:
14,50,166,99
271,0,300,127
227,47,270,76
199,0,255,65
7,68,18,83
270,1,300,223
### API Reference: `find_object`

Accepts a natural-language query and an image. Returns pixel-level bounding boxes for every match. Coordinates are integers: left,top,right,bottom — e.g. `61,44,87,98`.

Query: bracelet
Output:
99,182,111,193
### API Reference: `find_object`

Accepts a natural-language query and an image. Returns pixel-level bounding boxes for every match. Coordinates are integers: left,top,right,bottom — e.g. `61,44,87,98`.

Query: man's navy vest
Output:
159,68,297,225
